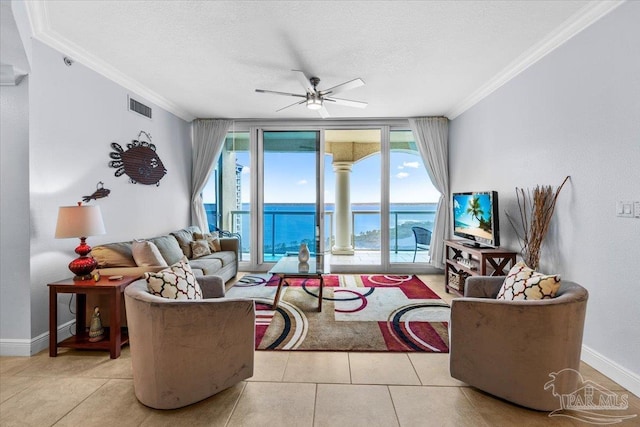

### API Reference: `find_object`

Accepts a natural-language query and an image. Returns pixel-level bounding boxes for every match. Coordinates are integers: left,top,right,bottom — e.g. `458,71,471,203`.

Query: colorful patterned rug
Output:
226,274,450,352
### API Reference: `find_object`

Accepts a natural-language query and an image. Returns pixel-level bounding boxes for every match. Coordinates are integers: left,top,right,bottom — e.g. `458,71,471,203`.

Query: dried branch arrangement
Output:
506,176,570,270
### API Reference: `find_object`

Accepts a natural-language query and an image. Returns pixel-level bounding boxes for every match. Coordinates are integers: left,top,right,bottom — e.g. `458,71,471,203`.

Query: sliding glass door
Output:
202,122,439,273
260,130,320,264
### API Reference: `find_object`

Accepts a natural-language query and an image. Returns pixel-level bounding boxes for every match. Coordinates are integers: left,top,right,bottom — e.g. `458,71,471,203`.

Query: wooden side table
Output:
48,275,138,359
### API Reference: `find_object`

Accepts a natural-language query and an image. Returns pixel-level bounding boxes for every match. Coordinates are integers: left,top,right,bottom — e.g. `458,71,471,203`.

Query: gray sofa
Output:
87,225,239,324
91,225,238,281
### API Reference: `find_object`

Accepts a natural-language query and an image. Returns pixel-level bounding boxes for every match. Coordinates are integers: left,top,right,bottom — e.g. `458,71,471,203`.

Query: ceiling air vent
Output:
128,95,152,119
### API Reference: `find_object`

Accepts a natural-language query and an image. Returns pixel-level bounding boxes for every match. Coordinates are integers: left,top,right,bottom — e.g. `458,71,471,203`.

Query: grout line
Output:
223,381,247,427
385,385,402,427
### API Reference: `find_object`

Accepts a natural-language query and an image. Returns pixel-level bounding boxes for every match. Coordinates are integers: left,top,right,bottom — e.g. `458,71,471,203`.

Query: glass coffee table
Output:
268,255,327,312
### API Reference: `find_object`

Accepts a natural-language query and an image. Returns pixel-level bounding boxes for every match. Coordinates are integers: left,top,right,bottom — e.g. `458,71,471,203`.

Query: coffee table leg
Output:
272,276,284,309
318,276,323,312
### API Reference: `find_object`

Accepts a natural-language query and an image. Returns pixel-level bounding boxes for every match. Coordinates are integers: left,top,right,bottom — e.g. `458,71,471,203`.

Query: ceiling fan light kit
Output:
306,95,323,110
256,70,367,118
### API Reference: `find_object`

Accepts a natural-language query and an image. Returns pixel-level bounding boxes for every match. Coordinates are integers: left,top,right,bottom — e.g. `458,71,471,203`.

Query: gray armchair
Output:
124,275,255,409
449,276,588,411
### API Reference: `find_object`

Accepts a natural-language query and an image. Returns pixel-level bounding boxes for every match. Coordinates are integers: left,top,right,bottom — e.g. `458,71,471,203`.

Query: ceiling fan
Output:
255,70,367,118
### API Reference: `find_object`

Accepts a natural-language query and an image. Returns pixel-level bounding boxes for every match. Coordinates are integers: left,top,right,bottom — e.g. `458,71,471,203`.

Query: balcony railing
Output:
213,208,435,258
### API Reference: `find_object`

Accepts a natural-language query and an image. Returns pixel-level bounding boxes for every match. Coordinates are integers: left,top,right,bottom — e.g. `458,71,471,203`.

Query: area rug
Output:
226,274,450,352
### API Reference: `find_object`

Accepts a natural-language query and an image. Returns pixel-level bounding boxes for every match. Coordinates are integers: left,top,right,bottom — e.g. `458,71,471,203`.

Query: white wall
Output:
0,32,192,354
449,1,640,395
0,0,32,351
0,79,31,343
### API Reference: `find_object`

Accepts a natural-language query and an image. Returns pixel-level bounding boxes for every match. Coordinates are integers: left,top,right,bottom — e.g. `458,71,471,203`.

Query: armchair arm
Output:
463,276,505,298
219,237,239,262
197,275,225,298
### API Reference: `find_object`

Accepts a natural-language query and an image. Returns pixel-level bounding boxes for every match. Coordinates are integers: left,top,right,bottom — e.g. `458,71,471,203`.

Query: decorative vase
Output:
298,243,310,263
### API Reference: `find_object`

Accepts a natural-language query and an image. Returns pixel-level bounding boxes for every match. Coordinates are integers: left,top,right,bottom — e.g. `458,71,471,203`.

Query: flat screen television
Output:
452,191,500,248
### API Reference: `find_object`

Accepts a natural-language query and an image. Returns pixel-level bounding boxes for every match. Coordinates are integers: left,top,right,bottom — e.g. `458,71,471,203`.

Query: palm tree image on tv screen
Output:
453,192,499,247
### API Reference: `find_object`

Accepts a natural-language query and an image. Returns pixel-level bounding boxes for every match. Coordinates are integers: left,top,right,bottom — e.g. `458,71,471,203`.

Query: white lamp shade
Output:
55,205,106,238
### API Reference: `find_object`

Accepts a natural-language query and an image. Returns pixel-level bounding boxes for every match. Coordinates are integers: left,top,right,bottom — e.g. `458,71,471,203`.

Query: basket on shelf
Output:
448,270,469,292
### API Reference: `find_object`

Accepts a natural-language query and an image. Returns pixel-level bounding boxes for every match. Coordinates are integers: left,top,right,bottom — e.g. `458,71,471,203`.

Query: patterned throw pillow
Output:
194,232,221,252
190,239,211,258
145,257,203,300
497,261,561,301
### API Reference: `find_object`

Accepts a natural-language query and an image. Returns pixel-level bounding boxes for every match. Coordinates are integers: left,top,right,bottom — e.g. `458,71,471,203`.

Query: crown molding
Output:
446,0,626,120
24,1,195,122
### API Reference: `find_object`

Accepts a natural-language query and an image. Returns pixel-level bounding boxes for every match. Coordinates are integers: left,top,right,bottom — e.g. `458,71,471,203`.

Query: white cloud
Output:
241,166,250,174
396,172,409,179
403,161,420,168
397,165,404,170
297,179,308,185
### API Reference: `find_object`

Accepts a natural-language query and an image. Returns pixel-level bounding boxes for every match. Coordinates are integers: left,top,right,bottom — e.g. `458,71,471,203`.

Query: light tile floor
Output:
1,275,638,427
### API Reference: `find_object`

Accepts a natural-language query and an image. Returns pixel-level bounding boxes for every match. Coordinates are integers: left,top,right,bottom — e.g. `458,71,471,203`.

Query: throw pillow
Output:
90,242,137,268
171,228,196,259
190,239,212,258
149,235,184,265
497,261,561,301
132,240,168,267
194,231,221,252
145,257,203,300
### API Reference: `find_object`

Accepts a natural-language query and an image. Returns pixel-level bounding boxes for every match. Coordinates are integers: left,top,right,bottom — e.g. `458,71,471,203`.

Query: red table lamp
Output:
55,202,106,281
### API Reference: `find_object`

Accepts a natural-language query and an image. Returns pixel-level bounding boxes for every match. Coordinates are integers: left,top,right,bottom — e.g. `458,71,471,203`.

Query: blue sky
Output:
204,150,441,204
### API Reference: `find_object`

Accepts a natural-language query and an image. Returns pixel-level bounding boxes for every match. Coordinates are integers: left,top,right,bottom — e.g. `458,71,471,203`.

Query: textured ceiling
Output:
26,1,619,121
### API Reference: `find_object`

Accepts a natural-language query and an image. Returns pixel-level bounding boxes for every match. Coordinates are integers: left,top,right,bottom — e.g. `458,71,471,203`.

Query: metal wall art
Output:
109,131,167,186
82,181,111,202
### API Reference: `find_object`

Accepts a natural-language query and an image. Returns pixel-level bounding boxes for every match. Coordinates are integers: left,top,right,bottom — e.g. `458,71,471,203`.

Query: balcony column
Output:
332,161,354,255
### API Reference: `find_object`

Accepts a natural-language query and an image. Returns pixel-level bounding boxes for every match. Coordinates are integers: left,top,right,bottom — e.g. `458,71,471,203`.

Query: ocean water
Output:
206,203,437,252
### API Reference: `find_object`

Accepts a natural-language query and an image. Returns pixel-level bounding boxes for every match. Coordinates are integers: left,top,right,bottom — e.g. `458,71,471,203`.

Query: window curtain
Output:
408,117,449,269
191,119,233,232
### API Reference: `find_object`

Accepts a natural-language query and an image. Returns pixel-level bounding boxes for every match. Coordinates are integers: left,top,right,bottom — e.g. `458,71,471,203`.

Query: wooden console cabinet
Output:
48,275,137,359
444,240,517,296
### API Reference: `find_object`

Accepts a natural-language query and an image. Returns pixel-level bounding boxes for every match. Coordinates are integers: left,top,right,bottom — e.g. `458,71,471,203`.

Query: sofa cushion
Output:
132,240,168,267
190,239,212,258
171,226,201,259
149,235,184,265
194,231,221,252
188,257,223,276
497,261,561,301
145,257,203,300
91,242,136,268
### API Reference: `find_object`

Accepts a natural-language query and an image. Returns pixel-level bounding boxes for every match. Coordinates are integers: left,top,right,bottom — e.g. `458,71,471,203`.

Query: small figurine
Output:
88,306,105,342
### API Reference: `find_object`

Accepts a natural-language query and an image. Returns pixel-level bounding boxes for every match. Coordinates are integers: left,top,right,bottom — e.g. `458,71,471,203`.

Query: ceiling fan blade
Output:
255,89,306,98
320,78,365,96
324,97,368,108
292,69,314,94
276,99,306,112
318,105,330,119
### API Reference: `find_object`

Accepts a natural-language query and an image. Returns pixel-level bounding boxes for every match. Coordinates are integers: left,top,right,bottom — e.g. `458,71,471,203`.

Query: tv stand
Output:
462,242,489,249
444,240,517,296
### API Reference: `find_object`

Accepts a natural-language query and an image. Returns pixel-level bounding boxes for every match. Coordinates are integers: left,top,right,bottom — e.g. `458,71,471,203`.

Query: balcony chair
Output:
449,276,588,411
411,226,432,262
124,276,255,409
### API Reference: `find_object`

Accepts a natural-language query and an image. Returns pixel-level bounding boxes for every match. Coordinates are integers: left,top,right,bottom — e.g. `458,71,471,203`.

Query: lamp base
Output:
69,237,98,281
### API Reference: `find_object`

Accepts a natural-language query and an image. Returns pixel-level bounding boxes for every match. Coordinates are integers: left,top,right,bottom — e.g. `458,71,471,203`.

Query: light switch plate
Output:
617,201,634,218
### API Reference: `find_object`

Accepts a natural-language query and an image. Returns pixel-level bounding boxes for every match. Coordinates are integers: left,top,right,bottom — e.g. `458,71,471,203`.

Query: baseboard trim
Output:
582,344,640,398
0,320,75,356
